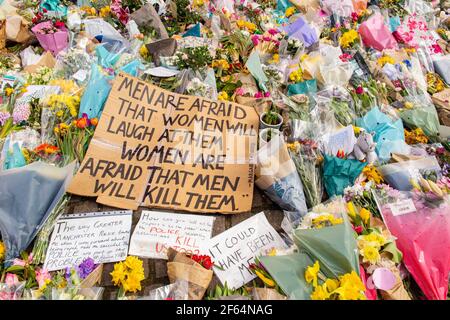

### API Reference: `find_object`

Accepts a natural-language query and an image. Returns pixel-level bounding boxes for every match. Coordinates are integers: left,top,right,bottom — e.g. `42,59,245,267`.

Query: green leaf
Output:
6,265,25,273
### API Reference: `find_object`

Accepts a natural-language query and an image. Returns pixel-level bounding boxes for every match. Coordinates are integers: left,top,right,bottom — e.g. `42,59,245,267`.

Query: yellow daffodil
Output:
125,256,144,271
310,284,330,300
255,270,276,287
305,261,320,287
325,279,340,293
110,262,126,286
285,7,296,17
360,244,381,264
212,59,230,70
334,282,366,300
300,53,309,62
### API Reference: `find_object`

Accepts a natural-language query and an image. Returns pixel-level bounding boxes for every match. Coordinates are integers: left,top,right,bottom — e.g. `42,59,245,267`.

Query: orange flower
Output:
35,143,59,154
91,118,98,126
76,117,88,129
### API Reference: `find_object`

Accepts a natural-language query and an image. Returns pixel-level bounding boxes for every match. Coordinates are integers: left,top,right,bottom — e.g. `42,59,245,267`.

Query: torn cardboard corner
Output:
67,72,259,214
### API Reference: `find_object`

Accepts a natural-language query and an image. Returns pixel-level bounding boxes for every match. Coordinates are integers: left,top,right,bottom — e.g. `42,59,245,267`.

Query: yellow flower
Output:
269,54,280,64
361,232,386,248
360,245,381,264
285,6,296,17
377,55,395,67
255,270,276,287
218,91,229,101
236,20,245,28
212,59,230,70
139,45,149,59
0,241,5,261
359,208,370,224
346,202,357,219
100,6,111,17
122,272,144,293
124,256,144,271
305,261,320,287
362,165,384,184
339,29,359,48
193,0,204,6
289,69,303,83
325,279,340,293
110,262,126,286
334,282,366,300
310,284,330,300
5,87,14,96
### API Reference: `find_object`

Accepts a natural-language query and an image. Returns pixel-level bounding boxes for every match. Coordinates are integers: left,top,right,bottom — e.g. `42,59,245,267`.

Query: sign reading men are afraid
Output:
67,73,259,213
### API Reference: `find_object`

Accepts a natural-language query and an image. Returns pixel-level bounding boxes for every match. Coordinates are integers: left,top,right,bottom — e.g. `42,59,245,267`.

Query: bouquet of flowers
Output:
166,248,214,300
293,198,360,279
110,256,145,299
373,186,450,299
31,20,69,56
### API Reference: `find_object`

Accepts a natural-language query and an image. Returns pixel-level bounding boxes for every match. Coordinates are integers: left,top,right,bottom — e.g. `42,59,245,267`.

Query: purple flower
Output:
77,257,97,279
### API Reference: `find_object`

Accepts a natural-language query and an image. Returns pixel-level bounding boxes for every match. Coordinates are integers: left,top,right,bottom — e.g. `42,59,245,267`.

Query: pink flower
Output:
5,274,19,287
431,43,443,54
251,34,260,46
263,36,271,42
268,28,278,36
264,92,271,97
35,268,51,288
351,12,359,22
254,92,263,98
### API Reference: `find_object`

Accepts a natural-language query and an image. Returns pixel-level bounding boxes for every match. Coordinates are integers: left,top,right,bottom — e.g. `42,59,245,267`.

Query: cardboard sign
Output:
67,73,258,213
43,211,132,271
207,212,287,289
128,210,215,259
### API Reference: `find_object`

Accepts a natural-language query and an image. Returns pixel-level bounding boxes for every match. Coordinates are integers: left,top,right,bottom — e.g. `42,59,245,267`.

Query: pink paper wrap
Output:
31,21,68,56
358,14,397,51
376,192,450,300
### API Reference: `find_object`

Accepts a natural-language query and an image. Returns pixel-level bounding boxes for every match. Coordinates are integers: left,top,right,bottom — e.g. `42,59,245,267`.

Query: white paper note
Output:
206,212,287,289
128,210,215,259
44,210,132,271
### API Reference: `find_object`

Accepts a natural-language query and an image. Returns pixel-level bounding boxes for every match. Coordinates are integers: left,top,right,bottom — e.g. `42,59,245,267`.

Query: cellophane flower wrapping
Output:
292,198,360,279
358,13,398,51
373,189,450,300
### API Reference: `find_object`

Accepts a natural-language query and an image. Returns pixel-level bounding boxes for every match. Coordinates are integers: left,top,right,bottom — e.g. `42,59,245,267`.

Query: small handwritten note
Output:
44,211,132,271
389,199,416,216
206,212,287,289
323,125,356,156
128,210,215,259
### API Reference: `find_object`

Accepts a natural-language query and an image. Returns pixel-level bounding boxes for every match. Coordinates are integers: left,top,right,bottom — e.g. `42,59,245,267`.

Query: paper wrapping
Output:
358,14,397,51
0,20,5,50
432,89,450,126
31,22,69,56
252,287,287,300
5,15,32,44
129,3,169,39
166,248,213,300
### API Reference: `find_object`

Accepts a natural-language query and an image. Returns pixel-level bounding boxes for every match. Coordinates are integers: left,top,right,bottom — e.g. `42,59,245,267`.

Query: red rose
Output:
54,21,65,29
202,257,213,270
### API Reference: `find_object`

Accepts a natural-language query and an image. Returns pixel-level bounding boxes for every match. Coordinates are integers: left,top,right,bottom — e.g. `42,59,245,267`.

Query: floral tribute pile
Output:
0,0,450,300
